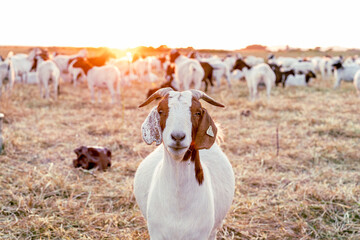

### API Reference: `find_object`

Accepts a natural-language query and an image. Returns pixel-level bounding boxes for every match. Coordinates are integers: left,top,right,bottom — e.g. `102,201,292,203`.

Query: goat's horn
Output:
190,90,225,108
139,87,173,108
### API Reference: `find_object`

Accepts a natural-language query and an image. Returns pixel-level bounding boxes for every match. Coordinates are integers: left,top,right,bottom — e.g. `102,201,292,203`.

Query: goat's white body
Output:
354,70,360,96
274,57,298,70
231,69,244,81
133,58,151,82
0,60,15,96
285,74,309,87
291,61,315,74
134,143,234,240
244,63,275,101
244,55,264,67
201,58,231,87
37,60,60,100
87,65,121,103
311,57,322,73
333,65,360,88
135,90,234,239
68,60,86,86
174,55,204,90
53,49,87,81
223,56,237,70
318,57,342,80
10,54,33,83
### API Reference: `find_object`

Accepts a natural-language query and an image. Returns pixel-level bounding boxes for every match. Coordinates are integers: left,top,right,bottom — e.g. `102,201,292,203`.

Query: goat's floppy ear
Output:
141,106,162,145
194,108,217,150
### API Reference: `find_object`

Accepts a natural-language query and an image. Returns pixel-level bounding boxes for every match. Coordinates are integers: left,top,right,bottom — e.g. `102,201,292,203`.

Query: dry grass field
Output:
1,48,360,239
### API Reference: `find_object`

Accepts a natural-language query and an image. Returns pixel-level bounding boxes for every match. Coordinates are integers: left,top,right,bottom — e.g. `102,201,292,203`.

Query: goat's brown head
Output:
73,146,112,171
139,88,224,184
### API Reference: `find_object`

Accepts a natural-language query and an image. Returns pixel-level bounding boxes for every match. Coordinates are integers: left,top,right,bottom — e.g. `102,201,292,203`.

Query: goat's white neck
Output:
162,147,197,192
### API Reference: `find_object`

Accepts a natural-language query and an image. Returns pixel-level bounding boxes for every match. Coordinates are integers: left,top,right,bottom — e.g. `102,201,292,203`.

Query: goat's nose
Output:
171,132,186,142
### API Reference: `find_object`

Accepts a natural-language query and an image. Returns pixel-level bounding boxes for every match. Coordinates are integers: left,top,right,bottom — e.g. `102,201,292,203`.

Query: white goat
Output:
72,58,121,103
52,49,87,82
133,57,151,82
284,72,316,87
134,88,235,240
291,61,315,75
37,59,60,100
170,50,204,90
233,59,275,101
272,57,298,70
10,49,39,83
223,55,237,70
201,58,231,88
332,61,360,88
0,59,15,96
68,59,86,87
354,70,360,96
244,55,264,67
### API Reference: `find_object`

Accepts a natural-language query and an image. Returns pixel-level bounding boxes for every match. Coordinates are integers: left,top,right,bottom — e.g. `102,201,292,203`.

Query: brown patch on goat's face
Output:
157,96,169,131
183,97,218,185
191,98,217,150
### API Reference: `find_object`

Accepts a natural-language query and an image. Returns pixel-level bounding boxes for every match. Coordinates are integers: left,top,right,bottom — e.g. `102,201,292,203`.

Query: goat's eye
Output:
158,110,163,115
194,111,201,116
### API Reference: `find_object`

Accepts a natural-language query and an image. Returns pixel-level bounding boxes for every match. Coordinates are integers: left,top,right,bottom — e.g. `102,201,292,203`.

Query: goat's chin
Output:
166,145,189,160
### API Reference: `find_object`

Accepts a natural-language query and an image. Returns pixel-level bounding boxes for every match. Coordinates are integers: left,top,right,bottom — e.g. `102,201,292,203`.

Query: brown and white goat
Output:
133,88,235,239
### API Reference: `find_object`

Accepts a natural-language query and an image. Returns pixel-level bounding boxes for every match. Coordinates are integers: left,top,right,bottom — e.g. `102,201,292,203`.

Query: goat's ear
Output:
141,106,162,146
194,108,217,150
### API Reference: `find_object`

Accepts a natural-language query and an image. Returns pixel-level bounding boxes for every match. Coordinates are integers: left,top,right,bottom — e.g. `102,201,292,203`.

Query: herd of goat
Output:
1,48,360,102
1,47,360,238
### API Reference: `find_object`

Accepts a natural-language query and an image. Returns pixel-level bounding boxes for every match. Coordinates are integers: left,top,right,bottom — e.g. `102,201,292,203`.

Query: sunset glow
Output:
2,0,359,50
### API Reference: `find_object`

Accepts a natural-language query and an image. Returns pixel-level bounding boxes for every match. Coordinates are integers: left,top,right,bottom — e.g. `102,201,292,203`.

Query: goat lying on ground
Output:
134,88,235,239
284,71,316,87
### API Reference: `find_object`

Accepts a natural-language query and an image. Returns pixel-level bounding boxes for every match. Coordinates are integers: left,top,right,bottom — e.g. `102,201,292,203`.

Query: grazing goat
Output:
134,88,235,240
169,49,204,90
284,71,316,87
189,51,231,88
37,59,60,100
72,58,121,103
53,49,87,82
200,62,215,92
354,70,360,96
10,48,39,83
332,61,360,88
233,59,275,101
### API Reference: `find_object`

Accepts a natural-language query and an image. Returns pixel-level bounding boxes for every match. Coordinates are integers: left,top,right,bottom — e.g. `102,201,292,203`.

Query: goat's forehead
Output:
167,91,193,108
